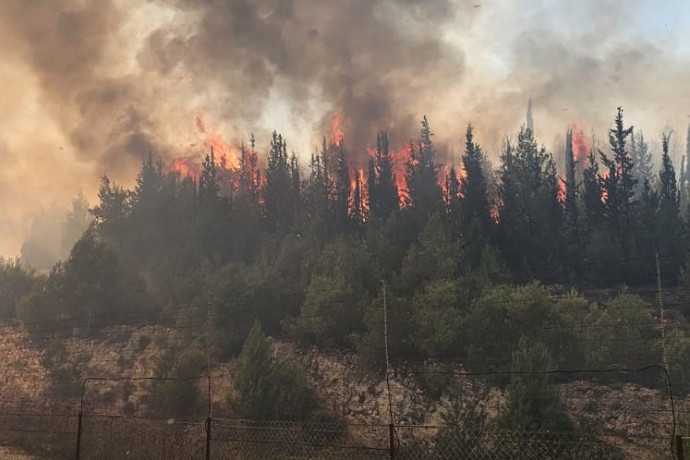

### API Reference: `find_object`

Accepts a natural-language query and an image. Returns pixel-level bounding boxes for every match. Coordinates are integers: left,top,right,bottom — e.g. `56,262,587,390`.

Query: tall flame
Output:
167,114,243,194
331,112,345,146
571,127,590,165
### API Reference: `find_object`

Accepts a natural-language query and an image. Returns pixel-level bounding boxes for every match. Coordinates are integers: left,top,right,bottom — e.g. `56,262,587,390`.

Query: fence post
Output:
206,417,212,460
75,411,83,460
677,435,685,460
389,423,395,460
76,378,90,460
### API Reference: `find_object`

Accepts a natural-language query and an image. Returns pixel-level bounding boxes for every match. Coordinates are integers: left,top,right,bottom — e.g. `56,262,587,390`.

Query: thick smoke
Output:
139,0,473,154
458,1,690,155
0,0,689,255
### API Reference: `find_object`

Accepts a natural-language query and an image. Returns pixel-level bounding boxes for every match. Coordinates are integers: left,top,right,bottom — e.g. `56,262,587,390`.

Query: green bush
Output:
580,290,660,377
231,322,318,421
142,345,205,419
40,340,88,399
464,283,581,378
496,337,572,432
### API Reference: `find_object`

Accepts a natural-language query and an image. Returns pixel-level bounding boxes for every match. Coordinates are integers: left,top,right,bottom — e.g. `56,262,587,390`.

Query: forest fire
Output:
572,127,590,166
331,112,345,146
558,177,567,202
168,155,202,179
167,115,242,180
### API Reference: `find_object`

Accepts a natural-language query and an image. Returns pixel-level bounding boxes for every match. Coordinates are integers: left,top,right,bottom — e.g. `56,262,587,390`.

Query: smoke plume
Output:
0,0,689,255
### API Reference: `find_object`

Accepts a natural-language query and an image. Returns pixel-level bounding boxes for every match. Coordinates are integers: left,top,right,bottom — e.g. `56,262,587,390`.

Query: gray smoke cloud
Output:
139,0,473,156
0,0,689,255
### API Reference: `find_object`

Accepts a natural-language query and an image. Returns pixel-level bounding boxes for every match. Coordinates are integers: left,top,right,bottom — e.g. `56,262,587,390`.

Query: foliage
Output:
231,322,318,420
464,283,581,377
143,345,206,418
17,231,149,337
579,290,659,376
496,337,573,431
497,127,562,279
290,237,377,347
40,339,89,399
0,258,37,319
5,108,690,433
405,116,443,213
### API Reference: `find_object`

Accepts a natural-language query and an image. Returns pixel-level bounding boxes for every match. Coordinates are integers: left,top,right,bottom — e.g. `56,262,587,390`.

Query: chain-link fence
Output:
0,411,77,459
0,413,684,459
0,368,686,459
211,419,390,459
78,415,207,459
393,425,658,459
677,435,689,460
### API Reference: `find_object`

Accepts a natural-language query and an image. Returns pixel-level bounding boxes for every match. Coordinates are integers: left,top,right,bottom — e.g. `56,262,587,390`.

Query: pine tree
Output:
370,131,399,220
681,125,690,207
332,140,351,231
563,129,582,273
367,156,376,217
305,152,331,223
459,124,491,233
631,132,653,198
657,132,683,270
582,151,604,229
91,176,130,250
232,322,317,420
444,166,460,217
497,127,563,277
599,107,636,254
133,152,164,207
198,149,219,204
350,170,365,230
405,116,443,213
264,132,296,231
237,140,260,204
660,132,679,213
497,338,572,431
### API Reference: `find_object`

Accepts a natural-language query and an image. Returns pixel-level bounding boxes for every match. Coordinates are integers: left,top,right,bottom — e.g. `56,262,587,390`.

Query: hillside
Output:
1,323,687,459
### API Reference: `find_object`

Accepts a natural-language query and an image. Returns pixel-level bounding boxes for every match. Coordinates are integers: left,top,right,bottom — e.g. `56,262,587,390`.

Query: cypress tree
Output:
460,124,491,233
599,107,636,253
405,116,443,213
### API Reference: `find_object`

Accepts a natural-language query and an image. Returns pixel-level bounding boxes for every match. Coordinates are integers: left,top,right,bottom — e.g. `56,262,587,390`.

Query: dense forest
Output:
1,107,689,429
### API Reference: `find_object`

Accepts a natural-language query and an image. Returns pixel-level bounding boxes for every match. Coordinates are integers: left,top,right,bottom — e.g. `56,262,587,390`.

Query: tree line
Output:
1,107,689,409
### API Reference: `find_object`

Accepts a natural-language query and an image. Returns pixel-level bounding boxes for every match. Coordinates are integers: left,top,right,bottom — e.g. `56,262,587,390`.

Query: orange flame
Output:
571,127,590,165
331,112,344,146
349,167,369,216
558,176,567,202
367,144,411,207
167,115,243,194
168,155,202,179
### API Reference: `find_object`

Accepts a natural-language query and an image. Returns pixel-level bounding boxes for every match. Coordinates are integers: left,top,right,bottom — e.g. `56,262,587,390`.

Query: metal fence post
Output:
206,417,212,460
75,411,83,460
677,435,685,460
389,423,395,460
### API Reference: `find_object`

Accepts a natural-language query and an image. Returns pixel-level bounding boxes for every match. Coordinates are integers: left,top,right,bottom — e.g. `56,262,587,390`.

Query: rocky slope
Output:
0,324,687,458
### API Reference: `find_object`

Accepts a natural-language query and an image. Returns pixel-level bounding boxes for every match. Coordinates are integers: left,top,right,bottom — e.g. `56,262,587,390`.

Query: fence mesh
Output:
0,411,77,459
0,368,685,459
0,413,682,459
78,415,207,460
211,419,390,459
393,425,667,459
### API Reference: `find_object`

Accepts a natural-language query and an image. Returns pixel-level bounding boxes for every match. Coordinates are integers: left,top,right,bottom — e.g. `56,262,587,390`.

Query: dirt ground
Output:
0,446,36,460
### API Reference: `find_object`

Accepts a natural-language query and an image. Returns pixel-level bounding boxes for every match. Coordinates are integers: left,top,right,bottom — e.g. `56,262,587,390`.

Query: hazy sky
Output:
1,0,689,257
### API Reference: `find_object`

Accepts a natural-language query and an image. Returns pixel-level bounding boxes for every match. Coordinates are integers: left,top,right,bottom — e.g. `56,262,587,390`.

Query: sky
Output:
0,0,689,257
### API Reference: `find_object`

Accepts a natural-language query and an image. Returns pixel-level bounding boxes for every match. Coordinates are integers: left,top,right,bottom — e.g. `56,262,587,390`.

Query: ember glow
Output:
168,155,202,179
571,127,590,168
167,115,243,182
331,113,345,147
